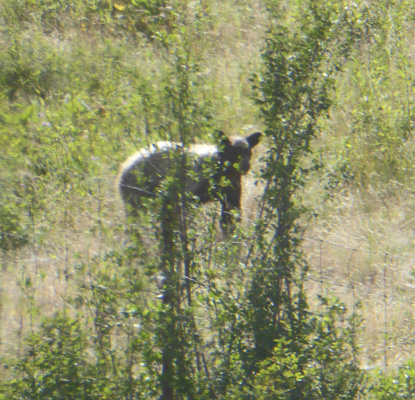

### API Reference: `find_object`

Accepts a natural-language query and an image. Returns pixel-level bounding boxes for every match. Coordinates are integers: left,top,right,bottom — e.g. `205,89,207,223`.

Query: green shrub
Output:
10,314,100,400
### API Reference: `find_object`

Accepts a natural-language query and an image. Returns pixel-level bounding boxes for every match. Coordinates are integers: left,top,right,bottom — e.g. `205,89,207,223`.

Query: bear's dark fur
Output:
118,131,261,231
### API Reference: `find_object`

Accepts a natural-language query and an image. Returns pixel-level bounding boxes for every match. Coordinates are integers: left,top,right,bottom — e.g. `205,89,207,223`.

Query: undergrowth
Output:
2,0,415,398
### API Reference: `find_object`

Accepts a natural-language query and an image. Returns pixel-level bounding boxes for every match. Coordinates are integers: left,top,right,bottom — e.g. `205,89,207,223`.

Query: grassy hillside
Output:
2,0,415,398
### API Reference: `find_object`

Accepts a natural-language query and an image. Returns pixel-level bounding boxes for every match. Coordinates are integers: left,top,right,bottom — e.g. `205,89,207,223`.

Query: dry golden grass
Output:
302,176,415,369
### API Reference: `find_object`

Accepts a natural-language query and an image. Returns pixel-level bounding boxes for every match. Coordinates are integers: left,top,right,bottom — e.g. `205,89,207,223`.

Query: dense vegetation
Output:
2,0,415,398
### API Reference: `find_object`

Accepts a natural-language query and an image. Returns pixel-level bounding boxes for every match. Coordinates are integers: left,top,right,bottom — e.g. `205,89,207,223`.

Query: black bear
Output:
118,131,262,231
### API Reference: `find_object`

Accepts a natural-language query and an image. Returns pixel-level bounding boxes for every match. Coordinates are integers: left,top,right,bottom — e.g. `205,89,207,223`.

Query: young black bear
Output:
118,131,262,231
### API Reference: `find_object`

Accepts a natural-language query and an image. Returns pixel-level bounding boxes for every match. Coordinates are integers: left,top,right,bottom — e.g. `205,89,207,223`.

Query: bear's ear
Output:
246,132,262,149
217,130,231,148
